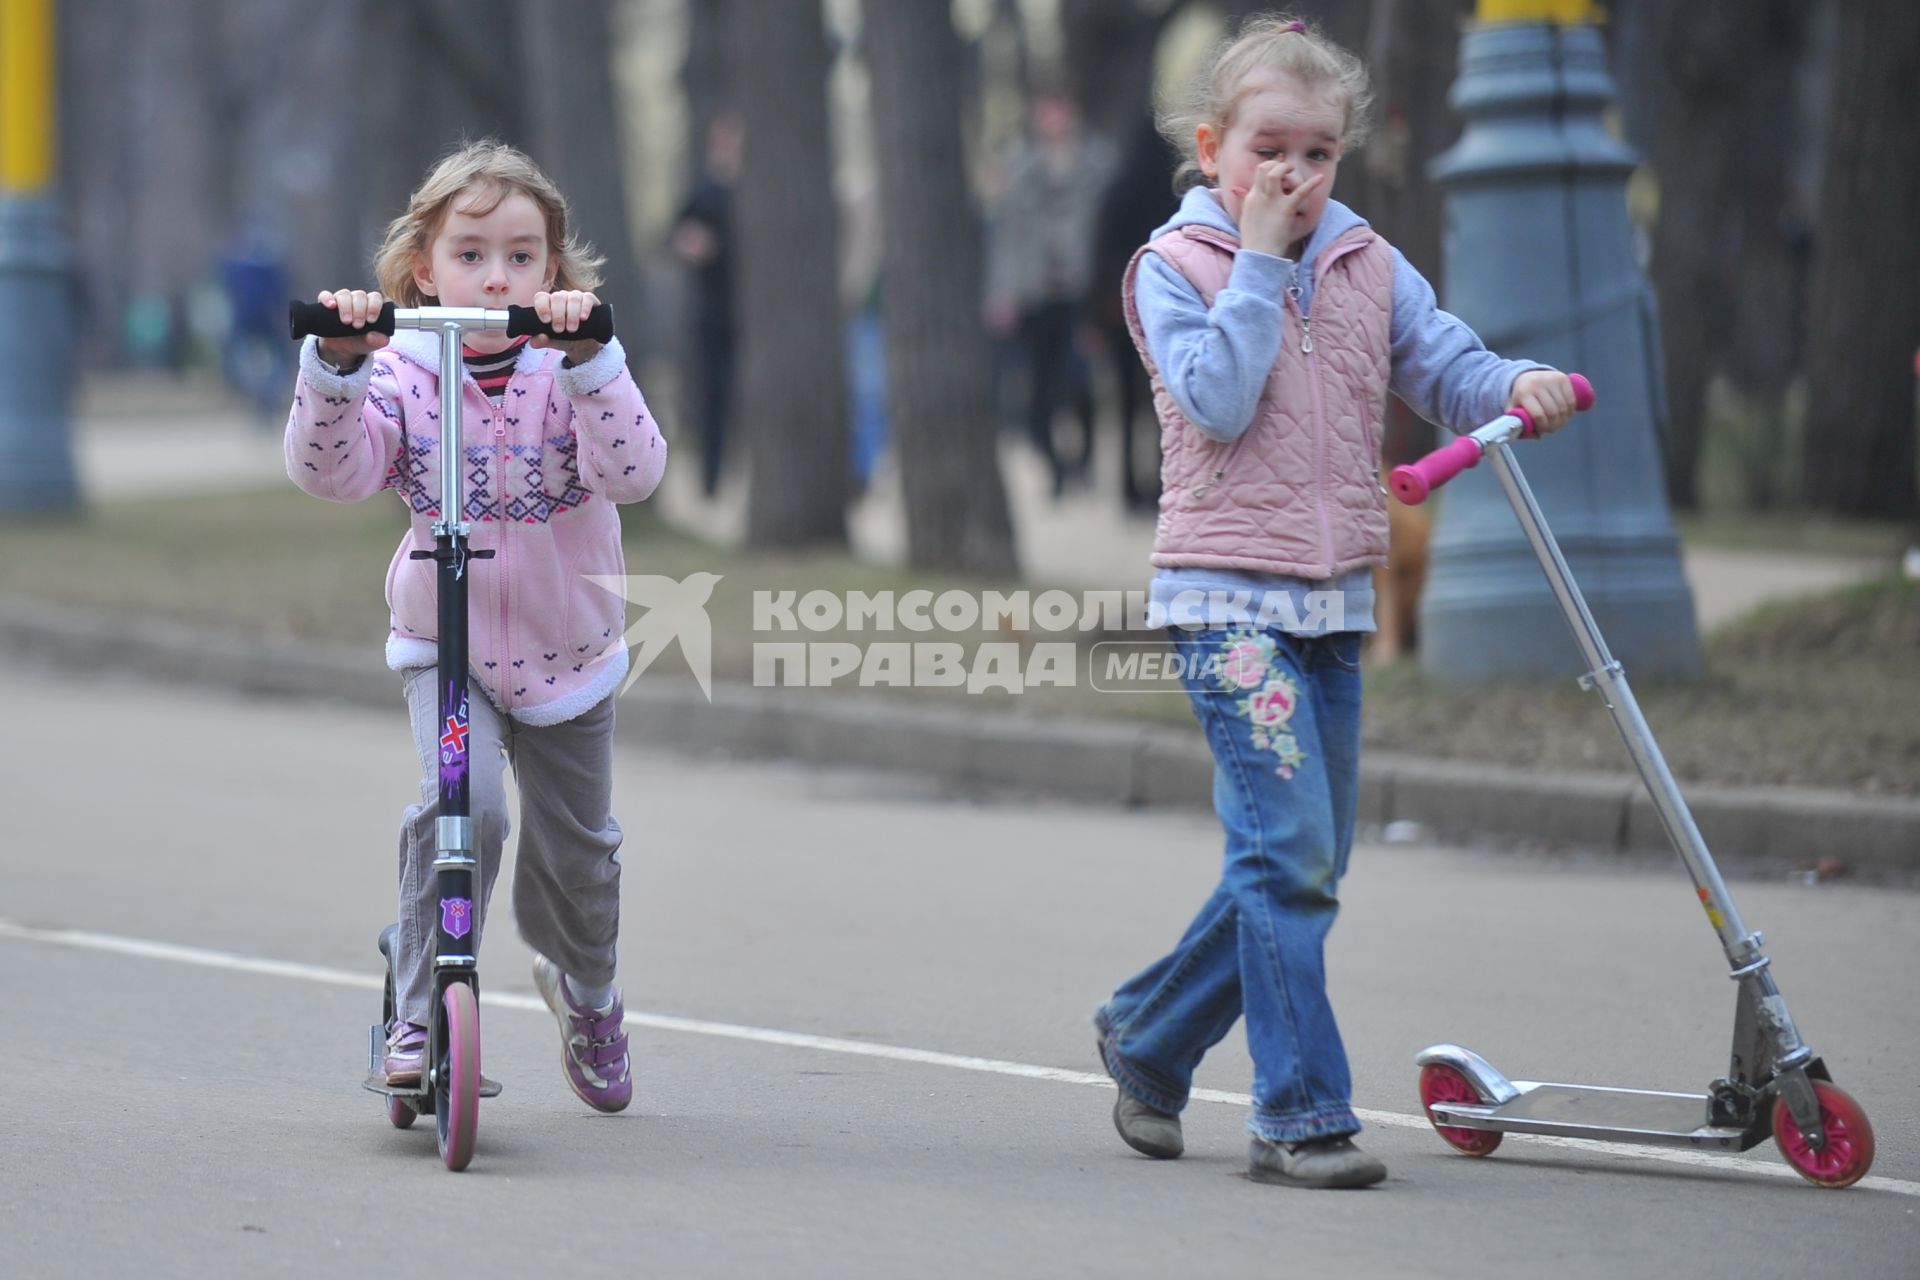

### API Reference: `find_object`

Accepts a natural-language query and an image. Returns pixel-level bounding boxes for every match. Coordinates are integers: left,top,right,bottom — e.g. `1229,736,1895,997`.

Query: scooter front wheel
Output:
436,983,481,1171
1773,1080,1874,1188
1419,1063,1504,1156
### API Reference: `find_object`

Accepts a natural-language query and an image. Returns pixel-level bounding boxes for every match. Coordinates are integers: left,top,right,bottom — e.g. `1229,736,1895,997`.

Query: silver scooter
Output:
1390,375,1875,1189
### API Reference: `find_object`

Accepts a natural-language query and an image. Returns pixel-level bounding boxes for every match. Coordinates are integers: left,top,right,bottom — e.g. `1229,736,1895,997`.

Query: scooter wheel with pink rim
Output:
387,1095,419,1130
436,983,481,1171
1773,1080,1874,1188
1419,1063,1504,1156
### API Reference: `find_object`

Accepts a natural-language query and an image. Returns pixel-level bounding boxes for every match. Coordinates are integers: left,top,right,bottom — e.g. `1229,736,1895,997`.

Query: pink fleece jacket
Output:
286,330,666,725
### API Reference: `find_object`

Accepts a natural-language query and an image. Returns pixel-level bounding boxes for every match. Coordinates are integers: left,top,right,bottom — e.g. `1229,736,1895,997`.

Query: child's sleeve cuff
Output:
299,336,376,399
553,336,628,398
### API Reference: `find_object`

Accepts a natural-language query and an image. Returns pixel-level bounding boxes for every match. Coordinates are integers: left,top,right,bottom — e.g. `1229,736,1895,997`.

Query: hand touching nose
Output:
1241,159,1323,258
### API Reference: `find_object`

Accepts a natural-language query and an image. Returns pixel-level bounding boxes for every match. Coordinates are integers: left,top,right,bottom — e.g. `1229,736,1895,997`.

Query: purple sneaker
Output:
532,955,632,1113
383,1020,427,1086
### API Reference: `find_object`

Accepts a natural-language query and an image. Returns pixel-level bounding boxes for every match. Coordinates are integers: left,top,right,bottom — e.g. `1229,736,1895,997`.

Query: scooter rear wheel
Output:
1419,1063,1504,1156
387,1096,419,1130
1773,1080,1874,1188
436,983,481,1171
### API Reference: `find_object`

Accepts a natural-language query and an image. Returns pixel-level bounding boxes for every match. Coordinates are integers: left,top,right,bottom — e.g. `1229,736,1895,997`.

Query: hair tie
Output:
1284,21,1305,33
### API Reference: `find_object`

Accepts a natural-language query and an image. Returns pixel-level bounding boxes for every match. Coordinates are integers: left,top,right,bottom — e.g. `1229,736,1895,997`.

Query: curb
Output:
7,596,1916,880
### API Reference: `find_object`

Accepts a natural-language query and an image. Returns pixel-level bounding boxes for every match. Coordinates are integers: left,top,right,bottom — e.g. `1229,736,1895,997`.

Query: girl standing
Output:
1096,15,1575,1187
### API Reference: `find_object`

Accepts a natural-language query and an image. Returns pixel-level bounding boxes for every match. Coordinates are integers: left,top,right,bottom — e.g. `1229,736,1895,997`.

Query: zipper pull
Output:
1285,267,1311,354
1193,466,1226,498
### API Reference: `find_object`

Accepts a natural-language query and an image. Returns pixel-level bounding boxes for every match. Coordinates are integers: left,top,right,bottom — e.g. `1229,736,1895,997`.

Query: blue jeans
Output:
1098,626,1365,1143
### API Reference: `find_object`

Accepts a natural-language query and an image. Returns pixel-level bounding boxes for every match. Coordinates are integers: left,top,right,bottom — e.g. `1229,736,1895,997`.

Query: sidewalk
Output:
656,422,1890,635
66,373,1892,636
71,374,285,502
27,380,1913,880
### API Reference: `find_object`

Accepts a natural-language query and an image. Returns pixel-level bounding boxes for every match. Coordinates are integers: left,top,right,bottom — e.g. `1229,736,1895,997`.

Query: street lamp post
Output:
0,0,79,514
1418,0,1702,680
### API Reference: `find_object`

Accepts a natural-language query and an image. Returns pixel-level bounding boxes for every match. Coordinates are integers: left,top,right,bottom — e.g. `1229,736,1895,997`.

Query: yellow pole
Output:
1476,0,1599,22
0,0,56,192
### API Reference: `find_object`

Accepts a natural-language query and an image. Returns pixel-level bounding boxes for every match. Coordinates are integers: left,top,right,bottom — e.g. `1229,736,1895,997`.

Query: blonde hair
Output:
1160,13,1375,193
372,140,605,305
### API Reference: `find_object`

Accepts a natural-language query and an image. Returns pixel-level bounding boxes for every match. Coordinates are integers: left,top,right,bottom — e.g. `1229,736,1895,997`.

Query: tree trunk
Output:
1638,0,1810,511
1802,0,1920,520
1057,0,1178,142
517,0,646,342
367,0,529,235
730,0,849,547
681,0,733,188
60,0,134,368
122,0,227,365
1360,0,1468,466
862,0,1019,576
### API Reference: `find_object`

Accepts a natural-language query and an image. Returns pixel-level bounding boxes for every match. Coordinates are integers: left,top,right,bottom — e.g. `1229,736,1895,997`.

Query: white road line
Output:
4,918,1911,1198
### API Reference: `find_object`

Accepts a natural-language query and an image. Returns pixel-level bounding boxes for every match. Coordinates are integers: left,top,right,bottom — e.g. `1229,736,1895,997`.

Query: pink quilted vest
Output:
1122,222,1394,579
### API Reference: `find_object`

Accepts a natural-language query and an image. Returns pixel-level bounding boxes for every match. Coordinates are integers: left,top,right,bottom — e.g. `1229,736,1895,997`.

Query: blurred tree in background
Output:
47,0,1920,533
729,0,850,549
863,0,1017,575
1802,0,1920,520
1635,0,1811,512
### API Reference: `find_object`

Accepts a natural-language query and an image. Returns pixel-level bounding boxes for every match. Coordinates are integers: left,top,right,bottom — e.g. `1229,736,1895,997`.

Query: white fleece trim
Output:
383,328,443,372
299,336,377,399
552,336,628,398
507,644,630,726
386,634,440,670
384,327,568,380
386,634,619,725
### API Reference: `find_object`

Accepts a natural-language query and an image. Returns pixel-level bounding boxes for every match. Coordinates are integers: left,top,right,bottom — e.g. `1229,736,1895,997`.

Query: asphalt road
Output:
2,670,1915,1278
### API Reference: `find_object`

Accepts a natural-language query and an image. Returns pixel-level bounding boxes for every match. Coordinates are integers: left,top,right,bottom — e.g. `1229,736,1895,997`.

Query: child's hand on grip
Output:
530,290,603,363
315,290,389,368
1509,369,1577,436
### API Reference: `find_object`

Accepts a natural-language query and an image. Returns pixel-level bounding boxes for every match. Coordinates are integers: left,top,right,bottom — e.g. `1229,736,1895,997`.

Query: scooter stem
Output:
1485,449,1755,951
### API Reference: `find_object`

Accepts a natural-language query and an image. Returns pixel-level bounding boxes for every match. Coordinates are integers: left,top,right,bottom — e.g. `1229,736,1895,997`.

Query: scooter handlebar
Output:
288,299,397,339
1389,373,1595,506
287,300,616,344
503,304,615,344
1389,436,1485,505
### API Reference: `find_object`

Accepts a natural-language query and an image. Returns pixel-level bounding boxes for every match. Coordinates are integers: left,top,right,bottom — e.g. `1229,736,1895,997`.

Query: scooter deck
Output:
1431,1081,1755,1151
364,1024,502,1098
360,1072,502,1099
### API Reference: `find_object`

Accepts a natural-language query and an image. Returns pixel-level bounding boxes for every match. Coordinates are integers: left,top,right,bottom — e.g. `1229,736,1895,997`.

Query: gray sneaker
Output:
1096,1018,1182,1159
1113,1092,1184,1160
1248,1135,1387,1188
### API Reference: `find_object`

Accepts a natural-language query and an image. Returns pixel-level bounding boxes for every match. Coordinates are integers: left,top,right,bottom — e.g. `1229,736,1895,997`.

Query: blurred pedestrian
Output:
1092,111,1178,510
840,172,889,494
670,113,742,498
984,83,1115,497
219,218,294,425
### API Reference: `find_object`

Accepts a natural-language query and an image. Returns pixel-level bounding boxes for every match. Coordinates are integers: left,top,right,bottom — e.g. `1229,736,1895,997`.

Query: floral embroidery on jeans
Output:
1211,630,1308,780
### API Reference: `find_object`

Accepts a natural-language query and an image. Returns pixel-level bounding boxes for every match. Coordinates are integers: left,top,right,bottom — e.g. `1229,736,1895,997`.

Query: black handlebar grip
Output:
288,299,397,340
506,302,615,344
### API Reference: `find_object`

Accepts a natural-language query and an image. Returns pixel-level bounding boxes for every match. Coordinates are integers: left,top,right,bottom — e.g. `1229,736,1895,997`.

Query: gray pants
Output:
395,667,623,1024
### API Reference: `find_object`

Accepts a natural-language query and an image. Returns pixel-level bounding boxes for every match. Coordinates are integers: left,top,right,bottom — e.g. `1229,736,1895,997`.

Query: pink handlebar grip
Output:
1391,373,1599,501
1389,436,1484,505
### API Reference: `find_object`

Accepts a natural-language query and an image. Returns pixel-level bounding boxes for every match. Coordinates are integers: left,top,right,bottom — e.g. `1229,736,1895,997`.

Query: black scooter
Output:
289,298,615,1171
